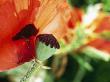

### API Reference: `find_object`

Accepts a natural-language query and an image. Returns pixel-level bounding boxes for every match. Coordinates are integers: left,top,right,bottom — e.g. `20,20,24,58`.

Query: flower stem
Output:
20,60,41,82
73,67,86,82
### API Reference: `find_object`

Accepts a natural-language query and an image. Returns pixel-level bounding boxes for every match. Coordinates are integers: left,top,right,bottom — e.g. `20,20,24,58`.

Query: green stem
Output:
73,56,92,82
20,60,41,82
73,67,86,82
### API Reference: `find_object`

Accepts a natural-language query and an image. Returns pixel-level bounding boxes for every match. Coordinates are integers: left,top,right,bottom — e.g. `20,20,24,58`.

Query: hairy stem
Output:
20,60,41,82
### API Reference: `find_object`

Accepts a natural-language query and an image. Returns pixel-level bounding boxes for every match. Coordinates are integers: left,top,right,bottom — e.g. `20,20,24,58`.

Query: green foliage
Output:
93,61,110,82
67,0,88,8
102,0,110,12
73,55,93,71
67,0,110,12
48,55,78,82
87,0,102,5
67,0,102,8
83,61,110,82
82,47,110,61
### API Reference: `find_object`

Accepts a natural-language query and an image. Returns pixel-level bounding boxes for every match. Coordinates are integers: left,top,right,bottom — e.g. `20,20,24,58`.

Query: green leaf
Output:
67,0,87,8
82,46,110,61
36,42,57,61
102,0,110,12
74,55,93,71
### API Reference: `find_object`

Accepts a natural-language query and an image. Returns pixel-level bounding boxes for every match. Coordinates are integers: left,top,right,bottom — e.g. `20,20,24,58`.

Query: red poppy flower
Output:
0,0,64,72
0,0,40,71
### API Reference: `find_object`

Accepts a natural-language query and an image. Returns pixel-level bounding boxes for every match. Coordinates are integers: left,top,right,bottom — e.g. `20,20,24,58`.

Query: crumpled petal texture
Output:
0,0,39,71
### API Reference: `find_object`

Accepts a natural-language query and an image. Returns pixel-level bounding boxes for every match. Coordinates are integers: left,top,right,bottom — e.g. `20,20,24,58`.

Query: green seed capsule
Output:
36,34,60,61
